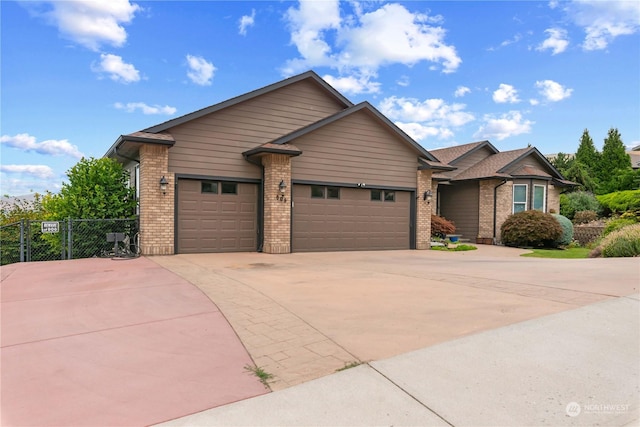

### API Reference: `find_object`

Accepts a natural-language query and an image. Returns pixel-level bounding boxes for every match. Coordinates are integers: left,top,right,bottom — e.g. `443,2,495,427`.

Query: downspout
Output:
493,179,508,244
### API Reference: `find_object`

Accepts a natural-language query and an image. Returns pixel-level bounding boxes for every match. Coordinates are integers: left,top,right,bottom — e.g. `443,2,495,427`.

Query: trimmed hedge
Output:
596,190,640,214
501,210,563,248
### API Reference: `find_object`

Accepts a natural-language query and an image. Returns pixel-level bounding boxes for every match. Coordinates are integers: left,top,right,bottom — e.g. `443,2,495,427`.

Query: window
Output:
221,182,237,194
326,187,340,199
201,181,218,194
513,184,527,213
533,185,546,211
311,186,325,198
384,191,395,202
371,189,395,202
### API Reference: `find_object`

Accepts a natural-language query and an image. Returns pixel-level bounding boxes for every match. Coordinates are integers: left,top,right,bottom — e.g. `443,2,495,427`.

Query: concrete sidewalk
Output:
159,295,640,427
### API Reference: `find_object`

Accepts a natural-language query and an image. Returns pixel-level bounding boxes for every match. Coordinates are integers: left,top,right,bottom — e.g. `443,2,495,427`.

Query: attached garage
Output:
292,184,412,252
177,179,258,253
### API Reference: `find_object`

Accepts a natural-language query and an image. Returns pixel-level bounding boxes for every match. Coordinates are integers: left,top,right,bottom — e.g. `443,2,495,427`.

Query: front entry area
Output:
292,184,411,252
177,179,258,253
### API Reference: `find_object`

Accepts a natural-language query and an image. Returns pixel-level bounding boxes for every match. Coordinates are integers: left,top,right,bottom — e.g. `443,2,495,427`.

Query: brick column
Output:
262,154,291,254
478,180,497,241
139,144,174,255
495,181,513,244
416,169,433,249
547,184,560,214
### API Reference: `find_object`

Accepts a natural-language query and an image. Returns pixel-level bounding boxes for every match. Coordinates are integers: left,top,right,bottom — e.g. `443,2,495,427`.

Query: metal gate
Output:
0,218,139,265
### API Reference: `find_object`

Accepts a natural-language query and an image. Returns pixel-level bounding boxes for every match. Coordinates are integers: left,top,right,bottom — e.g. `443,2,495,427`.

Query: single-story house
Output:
105,70,455,255
429,140,575,244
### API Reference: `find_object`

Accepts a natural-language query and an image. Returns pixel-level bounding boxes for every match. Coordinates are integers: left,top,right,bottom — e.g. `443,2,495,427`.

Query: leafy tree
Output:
43,157,136,219
1,194,45,225
595,128,633,194
563,161,599,193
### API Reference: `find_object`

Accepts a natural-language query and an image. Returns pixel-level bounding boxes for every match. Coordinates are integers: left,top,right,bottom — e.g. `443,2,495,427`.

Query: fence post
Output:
19,219,25,263
61,220,66,260
67,218,73,260
25,220,31,262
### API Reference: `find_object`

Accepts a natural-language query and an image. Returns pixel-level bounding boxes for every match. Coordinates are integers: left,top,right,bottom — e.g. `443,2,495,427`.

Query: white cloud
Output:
92,53,140,83
529,99,540,106
535,80,573,102
563,0,640,51
536,28,569,54
1,133,84,159
114,102,177,115
473,111,534,141
186,55,216,86
397,75,410,87
239,9,256,36
454,86,470,97
322,72,381,94
379,96,474,142
0,164,55,179
493,84,520,104
27,0,141,51
282,1,461,90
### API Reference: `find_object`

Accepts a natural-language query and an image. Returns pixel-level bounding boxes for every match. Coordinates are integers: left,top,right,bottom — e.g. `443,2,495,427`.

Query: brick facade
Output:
416,169,433,249
262,154,292,254
548,184,561,214
495,181,513,244
139,144,174,255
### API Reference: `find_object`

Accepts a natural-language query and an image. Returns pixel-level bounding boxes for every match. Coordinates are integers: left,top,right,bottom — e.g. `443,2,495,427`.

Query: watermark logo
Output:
566,402,630,417
566,402,581,417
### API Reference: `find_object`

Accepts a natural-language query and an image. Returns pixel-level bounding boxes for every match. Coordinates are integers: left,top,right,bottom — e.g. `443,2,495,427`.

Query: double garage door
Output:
177,180,411,253
292,185,411,252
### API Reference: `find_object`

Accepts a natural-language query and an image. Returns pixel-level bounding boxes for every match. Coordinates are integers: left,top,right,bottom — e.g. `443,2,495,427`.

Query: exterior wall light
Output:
423,190,433,204
160,176,169,195
279,179,287,194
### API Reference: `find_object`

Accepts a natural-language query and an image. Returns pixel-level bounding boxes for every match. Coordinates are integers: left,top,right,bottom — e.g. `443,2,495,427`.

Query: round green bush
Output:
560,191,602,220
603,218,637,237
600,223,640,257
552,214,574,246
500,210,563,248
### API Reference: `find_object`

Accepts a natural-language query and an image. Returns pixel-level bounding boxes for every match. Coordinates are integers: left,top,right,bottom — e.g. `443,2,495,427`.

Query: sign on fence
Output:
41,221,60,233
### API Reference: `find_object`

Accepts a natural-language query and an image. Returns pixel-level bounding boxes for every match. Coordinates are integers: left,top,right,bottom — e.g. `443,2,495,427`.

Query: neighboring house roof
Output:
430,140,498,165
633,145,640,151
628,151,640,169
142,71,353,134
264,101,439,162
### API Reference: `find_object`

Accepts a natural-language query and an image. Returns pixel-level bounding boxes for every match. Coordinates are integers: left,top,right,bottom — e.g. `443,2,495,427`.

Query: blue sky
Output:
2,0,639,196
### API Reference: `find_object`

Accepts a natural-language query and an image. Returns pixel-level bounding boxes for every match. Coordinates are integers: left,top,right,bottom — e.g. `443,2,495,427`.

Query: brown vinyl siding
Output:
168,79,347,178
438,181,479,239
291,110,418,188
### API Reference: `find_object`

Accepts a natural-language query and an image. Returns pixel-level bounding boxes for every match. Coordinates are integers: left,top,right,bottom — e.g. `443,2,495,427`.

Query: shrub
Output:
603,217,638,237
600,223,640,258
573,210,598,224
559,191,602,220
431,215,455,238
596,190,640,215
500,210,563,248
552,214,574,246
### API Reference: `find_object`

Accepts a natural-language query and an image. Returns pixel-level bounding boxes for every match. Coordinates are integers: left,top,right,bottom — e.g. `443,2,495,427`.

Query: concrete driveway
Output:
152,245,639,390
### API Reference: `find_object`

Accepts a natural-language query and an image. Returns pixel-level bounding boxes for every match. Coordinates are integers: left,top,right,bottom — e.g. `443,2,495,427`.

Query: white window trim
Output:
533,184,546,212
513,184,528,213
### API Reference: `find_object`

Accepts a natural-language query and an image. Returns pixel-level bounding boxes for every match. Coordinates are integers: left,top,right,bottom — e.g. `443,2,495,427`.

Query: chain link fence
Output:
0,218,139,265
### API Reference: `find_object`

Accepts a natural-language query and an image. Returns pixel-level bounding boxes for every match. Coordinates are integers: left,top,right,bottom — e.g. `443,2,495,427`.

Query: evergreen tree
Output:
574,129,600,171
550,152,574,176
598,128,634,193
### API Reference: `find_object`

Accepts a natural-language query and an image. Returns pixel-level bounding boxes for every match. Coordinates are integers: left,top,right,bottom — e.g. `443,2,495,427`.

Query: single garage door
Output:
292,184,411,252
177,179,258,253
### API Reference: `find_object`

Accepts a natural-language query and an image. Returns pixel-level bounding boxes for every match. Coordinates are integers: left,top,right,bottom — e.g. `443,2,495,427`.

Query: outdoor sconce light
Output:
159,176,169,195
423,190,433,204
279,179,287,194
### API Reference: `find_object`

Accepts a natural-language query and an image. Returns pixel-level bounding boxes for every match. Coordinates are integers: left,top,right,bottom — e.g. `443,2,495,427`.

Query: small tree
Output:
597,128,634,194
43,157,136,220
574,129,600,170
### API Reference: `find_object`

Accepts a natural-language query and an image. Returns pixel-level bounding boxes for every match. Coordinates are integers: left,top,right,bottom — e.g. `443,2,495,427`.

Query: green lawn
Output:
521,247,591,259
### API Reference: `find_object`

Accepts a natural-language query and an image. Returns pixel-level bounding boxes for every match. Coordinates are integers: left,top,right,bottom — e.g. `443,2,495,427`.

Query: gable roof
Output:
143,70,353,134
430,140,498,164
264,101,439,162
105,131,176,160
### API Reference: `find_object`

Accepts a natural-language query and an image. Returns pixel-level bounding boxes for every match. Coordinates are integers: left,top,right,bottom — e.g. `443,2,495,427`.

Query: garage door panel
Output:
178,179,257,253
293,185,410,252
